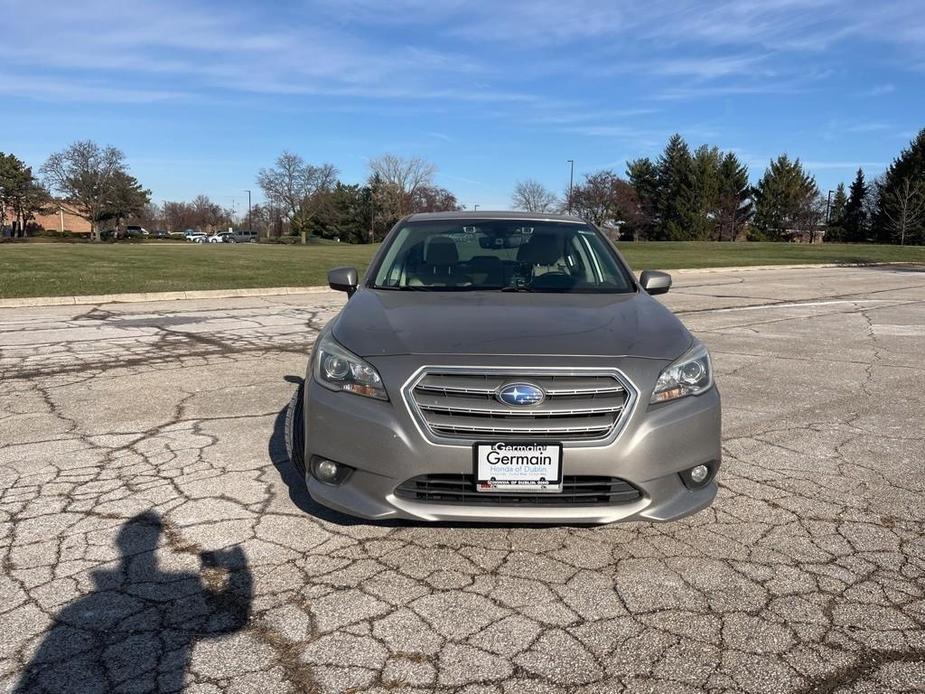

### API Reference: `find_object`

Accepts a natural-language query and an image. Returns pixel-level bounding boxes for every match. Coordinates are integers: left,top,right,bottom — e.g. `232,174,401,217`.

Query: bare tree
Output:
794,191,826,244
568,171,640,234
161,195,233,232
882,177,925,246
257,152,338,235
368,154,436,216
40,141,128,240
511,179,558,213
412,185,462,213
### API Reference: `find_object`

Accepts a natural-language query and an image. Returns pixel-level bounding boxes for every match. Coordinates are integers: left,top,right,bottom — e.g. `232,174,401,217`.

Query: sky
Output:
2,0,923,211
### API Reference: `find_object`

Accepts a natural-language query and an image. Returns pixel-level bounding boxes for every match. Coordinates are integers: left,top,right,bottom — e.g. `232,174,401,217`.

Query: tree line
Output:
513,129,925,246
247,152,461,243
2,128,924,245
1,142,151,240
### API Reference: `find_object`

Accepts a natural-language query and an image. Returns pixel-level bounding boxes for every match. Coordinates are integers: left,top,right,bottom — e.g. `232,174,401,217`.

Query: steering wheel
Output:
530,271,575,290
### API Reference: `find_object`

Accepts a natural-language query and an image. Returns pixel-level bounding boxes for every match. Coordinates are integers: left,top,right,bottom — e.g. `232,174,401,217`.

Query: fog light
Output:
309,457,352,486
679,461,717,489
690,464,709,484
316,460,339,481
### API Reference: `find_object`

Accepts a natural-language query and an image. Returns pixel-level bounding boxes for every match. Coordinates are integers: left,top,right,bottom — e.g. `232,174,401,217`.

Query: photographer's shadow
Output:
15,512,252,693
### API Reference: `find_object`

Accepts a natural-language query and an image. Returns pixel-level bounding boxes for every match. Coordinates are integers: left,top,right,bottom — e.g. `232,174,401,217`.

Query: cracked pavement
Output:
1,265,924,693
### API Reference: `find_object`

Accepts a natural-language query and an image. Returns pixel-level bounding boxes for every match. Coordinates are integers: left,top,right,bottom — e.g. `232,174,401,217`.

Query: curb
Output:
0,262,915,309
0,285,335,309
670,262,911,275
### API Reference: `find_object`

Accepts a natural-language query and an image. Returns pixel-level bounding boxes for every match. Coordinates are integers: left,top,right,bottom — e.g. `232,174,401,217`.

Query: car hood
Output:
332,289,691,360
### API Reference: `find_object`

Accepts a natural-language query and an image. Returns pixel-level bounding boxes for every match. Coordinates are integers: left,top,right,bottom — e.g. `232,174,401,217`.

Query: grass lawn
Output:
1,240,923,299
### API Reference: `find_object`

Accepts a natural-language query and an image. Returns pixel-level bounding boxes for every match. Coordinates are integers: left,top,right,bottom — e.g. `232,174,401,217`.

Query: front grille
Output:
395,474,642,506
405,369,634,443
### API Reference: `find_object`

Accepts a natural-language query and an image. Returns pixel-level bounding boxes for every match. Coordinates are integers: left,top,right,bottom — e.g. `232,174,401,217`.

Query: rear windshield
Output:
371,220,633,293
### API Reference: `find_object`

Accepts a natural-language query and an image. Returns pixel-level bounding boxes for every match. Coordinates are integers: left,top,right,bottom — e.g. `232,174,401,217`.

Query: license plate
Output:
473,442,563,493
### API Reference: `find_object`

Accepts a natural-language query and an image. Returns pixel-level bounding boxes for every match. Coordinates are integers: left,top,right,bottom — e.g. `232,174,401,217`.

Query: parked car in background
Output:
208,231,233,243
229,229,258,243
286,211,721,524
186,232,207,243
152,229,170,239
126,225,148,238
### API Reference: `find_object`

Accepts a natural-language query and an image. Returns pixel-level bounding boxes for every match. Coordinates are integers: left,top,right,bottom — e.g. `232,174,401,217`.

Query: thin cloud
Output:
0,72,187,104
652,83,805,101
842,122,893,133
859,83,896,96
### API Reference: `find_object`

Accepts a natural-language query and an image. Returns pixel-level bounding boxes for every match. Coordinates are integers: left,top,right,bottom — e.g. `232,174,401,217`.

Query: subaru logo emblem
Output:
497,383,546,407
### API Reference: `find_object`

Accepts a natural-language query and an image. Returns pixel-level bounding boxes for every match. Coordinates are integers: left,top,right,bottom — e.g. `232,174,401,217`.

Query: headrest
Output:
425,236,459,265
517,233,561,265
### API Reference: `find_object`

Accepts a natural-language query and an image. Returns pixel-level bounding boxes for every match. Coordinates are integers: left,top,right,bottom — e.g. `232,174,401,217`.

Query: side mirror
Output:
639,270,671,295
328,267,358,297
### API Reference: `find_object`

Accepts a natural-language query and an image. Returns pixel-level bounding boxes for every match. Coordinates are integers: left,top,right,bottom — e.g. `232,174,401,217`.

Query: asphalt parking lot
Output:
1,264,923,694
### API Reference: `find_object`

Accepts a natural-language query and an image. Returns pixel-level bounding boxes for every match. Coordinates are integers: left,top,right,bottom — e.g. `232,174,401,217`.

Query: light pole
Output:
473,204,480,211
817,189,836,245
567,160,575,214
244,189,252,233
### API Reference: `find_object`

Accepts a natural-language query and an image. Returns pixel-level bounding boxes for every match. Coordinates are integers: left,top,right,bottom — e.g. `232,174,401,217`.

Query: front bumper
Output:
303,354,721,524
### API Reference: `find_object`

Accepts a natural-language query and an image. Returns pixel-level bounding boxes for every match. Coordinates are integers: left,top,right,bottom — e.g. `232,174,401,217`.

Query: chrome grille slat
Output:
407,369,635,443
414,392,625,417
427,416,616,435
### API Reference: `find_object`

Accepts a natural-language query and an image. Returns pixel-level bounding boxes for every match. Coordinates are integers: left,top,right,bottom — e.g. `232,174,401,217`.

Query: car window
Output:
371,220,633,293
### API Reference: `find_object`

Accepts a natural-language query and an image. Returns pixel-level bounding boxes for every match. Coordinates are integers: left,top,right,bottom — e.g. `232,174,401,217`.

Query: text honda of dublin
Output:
287,212,721,523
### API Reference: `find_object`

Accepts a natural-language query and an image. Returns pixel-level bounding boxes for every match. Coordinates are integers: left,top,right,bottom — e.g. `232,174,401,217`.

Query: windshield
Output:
371,220,634,293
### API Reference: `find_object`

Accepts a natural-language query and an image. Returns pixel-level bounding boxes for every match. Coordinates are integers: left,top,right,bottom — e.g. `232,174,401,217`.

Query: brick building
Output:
30,201,92,235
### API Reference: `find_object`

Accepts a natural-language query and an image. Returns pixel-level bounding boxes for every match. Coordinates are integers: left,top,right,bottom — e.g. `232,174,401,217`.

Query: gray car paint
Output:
332,288,692,360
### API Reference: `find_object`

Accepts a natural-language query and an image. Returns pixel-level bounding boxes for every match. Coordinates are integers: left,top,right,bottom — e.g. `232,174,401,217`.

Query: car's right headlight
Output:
651,341,713,404
313,332,388,401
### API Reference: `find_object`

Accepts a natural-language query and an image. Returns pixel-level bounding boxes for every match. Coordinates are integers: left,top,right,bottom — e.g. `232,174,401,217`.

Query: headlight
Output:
313,332,388,401
651,341,713,404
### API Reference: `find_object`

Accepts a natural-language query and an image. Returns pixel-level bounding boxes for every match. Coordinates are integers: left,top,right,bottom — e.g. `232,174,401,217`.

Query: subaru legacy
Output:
286,212,721,523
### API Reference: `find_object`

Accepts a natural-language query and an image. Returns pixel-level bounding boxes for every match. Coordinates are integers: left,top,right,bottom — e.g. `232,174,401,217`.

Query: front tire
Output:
285,381,306,476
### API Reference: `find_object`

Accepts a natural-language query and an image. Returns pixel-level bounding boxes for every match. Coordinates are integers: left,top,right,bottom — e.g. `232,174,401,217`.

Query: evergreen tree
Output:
0,152,50,237
626,157,658,239
874,128,925,244
328,182,373,243
842,168,869,242
98,171,151,230
752,155,820,240
715,152,753,241
689,145,721,240
826,182,848,241
655,134,696,240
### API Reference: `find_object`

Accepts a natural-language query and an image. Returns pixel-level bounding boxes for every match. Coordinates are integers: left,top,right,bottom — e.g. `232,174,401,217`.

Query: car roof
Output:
404,210,586,224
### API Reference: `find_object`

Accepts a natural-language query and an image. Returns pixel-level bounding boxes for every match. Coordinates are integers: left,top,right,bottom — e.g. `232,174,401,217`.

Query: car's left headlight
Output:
313,332,388,401
651,340,713,404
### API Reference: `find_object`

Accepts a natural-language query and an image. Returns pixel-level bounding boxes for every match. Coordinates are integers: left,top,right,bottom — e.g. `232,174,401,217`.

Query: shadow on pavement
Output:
14,512,252,694
861,263,925,273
